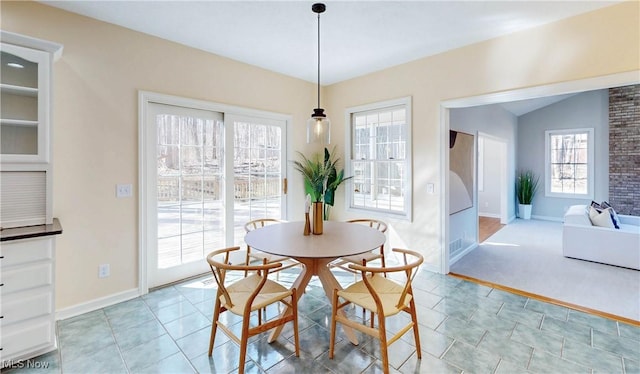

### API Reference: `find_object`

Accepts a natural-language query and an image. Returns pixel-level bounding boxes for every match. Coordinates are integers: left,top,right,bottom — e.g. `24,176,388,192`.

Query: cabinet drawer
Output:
1,262,52,295
0,237,53,268
0,288,52,327
0,318,55,361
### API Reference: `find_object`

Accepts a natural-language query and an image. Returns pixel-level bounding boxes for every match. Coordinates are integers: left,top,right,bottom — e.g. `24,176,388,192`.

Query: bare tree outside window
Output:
545,128,594,198
349,101,411,217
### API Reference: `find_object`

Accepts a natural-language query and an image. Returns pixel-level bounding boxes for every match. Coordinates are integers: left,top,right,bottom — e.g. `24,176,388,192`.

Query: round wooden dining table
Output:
244,220,386,345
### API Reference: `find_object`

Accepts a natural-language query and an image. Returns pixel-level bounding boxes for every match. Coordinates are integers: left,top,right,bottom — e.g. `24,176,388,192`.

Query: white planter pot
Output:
518,204,532,220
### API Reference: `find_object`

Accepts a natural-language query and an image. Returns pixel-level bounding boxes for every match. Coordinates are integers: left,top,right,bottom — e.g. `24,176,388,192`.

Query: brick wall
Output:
609,84,640,216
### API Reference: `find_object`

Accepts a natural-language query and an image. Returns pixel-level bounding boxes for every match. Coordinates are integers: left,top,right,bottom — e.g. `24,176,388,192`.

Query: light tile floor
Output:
4,268,640,374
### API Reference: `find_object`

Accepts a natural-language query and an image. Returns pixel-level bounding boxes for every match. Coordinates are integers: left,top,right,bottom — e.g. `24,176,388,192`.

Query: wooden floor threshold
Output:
448,272,640,327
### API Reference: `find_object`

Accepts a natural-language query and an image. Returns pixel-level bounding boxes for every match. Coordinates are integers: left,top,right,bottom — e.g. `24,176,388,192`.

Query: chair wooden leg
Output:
329,289,338,359
238,317,250,374
378,312,390,374
291,288,300,357
409,298,422,359
208,297,221,356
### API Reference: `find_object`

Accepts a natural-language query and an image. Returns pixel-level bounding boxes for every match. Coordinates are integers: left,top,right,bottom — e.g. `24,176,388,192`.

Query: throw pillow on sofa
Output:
589,206,616,228
600,201,621,229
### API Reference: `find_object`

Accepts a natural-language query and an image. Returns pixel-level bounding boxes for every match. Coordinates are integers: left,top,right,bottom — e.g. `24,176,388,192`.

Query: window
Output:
545,128,594,198
346,97,412,220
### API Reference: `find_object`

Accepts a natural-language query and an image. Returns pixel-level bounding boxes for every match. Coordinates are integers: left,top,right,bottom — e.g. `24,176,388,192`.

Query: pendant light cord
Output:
317,11,321,109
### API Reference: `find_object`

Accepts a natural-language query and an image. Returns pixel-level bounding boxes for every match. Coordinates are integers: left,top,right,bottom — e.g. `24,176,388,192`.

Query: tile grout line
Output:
103,306,132,374
140,292,201,374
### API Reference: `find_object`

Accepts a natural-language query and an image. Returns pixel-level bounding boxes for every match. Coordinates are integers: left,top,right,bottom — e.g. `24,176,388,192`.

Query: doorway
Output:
477,133,508,242
440,71,638,274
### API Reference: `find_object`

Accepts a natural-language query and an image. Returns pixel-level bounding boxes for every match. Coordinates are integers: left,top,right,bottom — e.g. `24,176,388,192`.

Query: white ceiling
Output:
40,0,619,86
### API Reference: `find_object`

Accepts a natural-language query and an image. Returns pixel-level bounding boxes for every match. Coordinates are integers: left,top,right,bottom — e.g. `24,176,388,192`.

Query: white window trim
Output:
477,136,484,192
544,127,594,199
344,96,412,221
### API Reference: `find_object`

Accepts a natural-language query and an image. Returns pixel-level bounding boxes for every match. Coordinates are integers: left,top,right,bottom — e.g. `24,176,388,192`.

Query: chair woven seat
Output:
335,251,383,266
338,275,412,317
223,273,293,314
206,246,300,374
329,248,424,374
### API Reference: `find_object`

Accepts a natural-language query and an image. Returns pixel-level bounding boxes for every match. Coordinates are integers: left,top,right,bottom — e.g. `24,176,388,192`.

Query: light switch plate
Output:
427,183,435,194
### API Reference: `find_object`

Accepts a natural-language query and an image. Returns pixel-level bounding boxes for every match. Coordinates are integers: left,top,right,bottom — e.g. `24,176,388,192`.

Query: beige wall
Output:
324,1,639,267
2,1,638,310
1,2,316,310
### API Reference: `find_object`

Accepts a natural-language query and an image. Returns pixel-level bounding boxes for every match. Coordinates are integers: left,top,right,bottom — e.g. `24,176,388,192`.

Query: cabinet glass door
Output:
0,44,48,162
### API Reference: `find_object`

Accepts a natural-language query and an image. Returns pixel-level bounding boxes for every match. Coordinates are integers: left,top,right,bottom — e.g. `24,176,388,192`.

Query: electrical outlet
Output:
99,264,110,278
116,184,132,198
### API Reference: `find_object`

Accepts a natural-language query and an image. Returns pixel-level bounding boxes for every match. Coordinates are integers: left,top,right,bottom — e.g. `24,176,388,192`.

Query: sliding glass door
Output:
228,114,286,247
143,100,287,288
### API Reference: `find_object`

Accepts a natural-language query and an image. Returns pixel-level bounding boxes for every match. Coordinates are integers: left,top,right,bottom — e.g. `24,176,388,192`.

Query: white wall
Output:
517,89,609,219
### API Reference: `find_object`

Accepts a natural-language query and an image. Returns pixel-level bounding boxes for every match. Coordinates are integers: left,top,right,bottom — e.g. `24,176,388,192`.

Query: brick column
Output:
609,84,640,216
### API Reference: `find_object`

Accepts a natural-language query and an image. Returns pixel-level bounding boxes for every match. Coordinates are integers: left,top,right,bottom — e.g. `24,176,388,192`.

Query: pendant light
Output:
307,2,330,144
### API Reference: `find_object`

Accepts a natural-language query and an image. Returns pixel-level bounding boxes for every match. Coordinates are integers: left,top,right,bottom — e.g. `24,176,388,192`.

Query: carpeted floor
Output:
450,219,640,322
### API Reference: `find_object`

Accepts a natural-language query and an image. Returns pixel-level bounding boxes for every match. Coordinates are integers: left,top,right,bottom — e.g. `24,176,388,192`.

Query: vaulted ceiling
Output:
40,1,619,85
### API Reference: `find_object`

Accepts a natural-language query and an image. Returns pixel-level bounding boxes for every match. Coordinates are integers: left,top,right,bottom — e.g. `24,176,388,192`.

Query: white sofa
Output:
563,205,640,270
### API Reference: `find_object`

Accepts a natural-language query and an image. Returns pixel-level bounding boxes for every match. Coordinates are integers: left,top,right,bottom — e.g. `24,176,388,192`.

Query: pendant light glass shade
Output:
307,3,330,144
307,108,331,144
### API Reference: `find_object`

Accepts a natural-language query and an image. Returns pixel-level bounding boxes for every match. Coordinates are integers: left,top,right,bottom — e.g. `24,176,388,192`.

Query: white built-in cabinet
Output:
1,30,62,229
1,232,58,366
0,30,63,367
1,43,49,162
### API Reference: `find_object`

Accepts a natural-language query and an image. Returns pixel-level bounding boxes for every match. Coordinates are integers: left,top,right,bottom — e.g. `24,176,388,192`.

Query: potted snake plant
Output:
516,169,539,220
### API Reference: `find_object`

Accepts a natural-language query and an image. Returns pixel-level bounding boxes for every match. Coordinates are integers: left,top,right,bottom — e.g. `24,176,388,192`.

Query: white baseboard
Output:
450,242,478,265
55,288,140,321
531,215,563,222
507,215,517,223
479,212,501,218
421,262,440,274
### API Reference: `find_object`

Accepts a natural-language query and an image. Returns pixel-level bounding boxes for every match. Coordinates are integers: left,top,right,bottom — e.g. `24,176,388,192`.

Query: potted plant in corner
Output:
292,147,351,234
516,169,539,220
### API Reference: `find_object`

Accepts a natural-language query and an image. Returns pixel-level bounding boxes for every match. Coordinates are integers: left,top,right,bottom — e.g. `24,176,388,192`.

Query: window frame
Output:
544,127,594,199
345,96,412,221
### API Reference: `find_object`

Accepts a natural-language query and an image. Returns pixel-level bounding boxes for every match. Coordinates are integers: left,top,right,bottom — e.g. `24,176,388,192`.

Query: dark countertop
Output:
0,218,63,242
